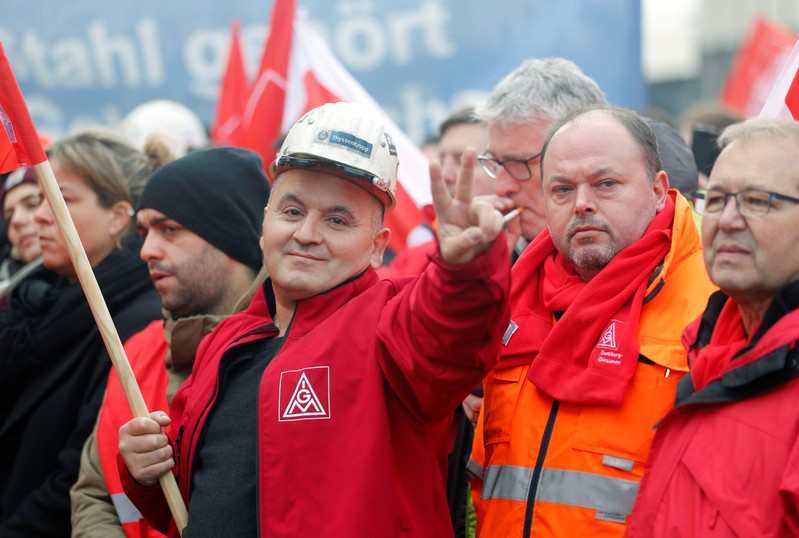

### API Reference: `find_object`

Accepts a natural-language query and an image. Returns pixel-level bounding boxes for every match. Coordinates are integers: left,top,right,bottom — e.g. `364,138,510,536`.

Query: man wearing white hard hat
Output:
117,102,511,537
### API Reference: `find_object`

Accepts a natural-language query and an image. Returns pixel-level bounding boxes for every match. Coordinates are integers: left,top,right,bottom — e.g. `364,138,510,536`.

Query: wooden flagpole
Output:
33,159,189,534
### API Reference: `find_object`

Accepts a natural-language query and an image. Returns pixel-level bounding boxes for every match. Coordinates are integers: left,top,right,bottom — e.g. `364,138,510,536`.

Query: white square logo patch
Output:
278,366,331,422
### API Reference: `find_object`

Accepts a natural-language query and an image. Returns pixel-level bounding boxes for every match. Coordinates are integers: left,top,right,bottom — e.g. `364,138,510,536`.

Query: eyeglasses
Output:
694,188,799,218
477,151,542,181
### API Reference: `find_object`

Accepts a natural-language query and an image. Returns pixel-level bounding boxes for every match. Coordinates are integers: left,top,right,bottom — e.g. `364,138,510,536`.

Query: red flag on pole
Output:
759,34,799,119
239,5,432,252
784,69,799,118
210,20,250,146
0,41,190,532
241,0,295,166
0,43,47,173
721,17,797,117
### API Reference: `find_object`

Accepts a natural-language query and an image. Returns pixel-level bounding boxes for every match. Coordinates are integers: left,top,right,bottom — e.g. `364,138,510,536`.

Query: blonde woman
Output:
0,129,167,536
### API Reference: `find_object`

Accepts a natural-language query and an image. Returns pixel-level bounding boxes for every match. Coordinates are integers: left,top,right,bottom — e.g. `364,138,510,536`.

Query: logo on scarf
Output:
596,319,624,366
597,320,620,349
279,366,331,422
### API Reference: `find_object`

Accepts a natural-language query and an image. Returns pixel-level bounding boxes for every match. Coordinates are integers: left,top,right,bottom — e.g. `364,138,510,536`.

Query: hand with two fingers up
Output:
431,147,505,265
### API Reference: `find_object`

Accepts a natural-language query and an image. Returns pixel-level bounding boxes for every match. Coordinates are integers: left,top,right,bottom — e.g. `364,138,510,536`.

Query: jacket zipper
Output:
522,400,560,538
175,425,184,468
183,326,275,495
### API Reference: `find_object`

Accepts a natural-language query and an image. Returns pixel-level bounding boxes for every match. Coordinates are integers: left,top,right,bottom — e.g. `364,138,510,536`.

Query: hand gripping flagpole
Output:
0,45,188,534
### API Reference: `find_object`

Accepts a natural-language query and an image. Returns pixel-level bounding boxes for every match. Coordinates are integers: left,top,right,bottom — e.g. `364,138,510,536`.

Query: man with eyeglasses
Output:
474,58,607,260
626,118,799,537
470,106,716,538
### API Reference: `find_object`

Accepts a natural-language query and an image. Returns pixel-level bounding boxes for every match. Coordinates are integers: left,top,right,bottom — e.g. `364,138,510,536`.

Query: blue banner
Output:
0,0,643,143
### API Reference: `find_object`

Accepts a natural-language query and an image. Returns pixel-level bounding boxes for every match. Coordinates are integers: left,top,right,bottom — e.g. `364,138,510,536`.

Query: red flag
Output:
0,43,47,174
210,20,250,146
784,68,799,118
721,17,797,117
759,33,799,120
241,0,295,166
242,8,432,252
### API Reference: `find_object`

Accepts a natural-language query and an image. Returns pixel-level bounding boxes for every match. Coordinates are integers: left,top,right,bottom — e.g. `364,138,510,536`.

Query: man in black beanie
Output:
71,146,270,537
134,146,267,277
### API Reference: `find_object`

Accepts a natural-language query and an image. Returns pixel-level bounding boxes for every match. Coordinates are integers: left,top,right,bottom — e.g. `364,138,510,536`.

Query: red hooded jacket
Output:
120,239,510,537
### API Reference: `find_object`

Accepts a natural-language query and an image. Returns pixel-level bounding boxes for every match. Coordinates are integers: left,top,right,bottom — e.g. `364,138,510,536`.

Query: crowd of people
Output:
1,54,798,538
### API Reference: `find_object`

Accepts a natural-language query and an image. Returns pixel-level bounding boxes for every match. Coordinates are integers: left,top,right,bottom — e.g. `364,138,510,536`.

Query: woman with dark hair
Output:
0,129,164,536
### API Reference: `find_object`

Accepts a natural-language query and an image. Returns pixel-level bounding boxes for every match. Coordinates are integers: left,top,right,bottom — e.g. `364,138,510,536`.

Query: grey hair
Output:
475,58,607,128
540,105,663,181
717,117,799,150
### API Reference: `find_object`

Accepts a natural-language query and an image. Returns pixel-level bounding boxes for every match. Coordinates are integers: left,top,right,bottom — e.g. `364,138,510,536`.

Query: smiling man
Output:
626,118,799,537
470,106,715,538
117,102,511,537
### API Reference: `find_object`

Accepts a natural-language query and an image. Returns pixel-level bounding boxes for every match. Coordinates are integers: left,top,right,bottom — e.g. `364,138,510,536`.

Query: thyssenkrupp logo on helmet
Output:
322,129,373,157
279,366,331,422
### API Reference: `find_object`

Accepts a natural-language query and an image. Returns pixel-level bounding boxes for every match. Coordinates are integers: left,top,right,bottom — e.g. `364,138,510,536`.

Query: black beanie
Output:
137,146,270,273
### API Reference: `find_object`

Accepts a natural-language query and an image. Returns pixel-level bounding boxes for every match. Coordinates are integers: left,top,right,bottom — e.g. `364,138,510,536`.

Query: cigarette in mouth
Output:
502,207,523,224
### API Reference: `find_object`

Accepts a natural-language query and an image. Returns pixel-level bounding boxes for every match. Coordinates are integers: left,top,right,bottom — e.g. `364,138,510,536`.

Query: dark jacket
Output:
0,248,160,537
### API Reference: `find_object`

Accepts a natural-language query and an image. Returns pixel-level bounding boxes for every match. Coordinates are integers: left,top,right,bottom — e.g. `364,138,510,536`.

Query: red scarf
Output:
687,300,750,391
504,196,675,406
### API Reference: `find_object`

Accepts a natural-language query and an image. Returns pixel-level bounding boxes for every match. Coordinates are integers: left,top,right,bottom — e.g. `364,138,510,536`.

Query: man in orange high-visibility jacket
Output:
470,106,716,538
70,147,270,538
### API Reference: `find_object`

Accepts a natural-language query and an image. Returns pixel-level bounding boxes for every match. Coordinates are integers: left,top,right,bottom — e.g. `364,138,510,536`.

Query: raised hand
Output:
431,148,504,265
119,411,175,487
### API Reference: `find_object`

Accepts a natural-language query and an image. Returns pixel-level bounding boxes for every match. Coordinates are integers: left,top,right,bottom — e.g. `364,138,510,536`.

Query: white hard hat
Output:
122,100,208,157
271,102,399,210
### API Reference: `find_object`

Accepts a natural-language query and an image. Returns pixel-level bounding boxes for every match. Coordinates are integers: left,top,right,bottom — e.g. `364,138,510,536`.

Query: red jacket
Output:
625,286,799,538
120,239,510,537
98,321,169,537
378,239,437,278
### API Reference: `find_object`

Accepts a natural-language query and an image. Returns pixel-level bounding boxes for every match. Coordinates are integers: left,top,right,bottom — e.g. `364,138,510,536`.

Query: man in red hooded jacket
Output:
117,102,511,537
626,118,799,537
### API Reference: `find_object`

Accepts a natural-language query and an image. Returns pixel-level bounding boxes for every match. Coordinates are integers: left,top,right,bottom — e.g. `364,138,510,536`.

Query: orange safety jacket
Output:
97,321,169,538
470,193,716,538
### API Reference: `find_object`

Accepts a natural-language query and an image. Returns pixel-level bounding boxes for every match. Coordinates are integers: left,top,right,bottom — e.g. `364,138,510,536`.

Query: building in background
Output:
0,0,796,144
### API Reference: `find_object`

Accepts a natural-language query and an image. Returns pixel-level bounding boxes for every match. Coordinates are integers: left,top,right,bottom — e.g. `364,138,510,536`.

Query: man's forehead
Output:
710,138,799,193
273,169,380,212
441,122,487,145
136,207,174,226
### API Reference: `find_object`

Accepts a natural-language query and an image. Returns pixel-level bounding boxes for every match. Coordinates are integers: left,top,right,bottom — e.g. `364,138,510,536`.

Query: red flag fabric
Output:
784,68,799,118
759,33,799,120
245,7,432,252
210,20,250,146
241,0,295,166
721,17,797,117
0,43,47,174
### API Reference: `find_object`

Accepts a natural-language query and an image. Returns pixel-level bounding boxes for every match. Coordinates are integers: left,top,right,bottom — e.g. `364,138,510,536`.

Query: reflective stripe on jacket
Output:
471,193,716,538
